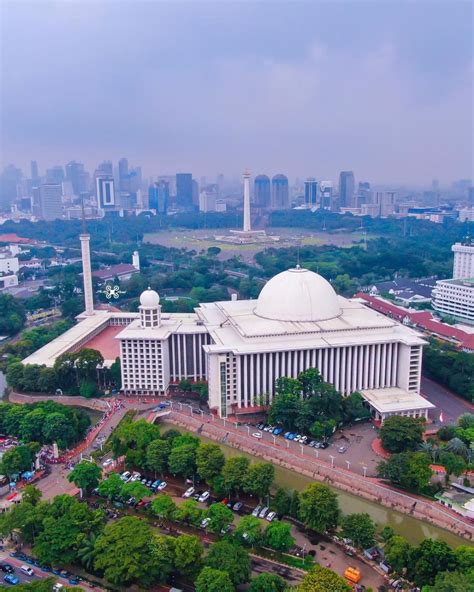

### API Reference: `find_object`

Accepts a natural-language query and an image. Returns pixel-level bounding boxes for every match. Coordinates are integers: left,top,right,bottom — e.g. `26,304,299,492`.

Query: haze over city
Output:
1,0,472,184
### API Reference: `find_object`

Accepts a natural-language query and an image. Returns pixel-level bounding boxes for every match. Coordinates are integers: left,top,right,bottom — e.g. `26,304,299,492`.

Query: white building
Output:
0,247,19,276
432,278,474,325
452,240,474,279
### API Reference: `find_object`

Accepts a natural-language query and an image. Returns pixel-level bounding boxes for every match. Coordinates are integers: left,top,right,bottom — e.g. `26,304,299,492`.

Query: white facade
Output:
0,249,19,275
432,278,474,325
116,267,427,418
452,241,474,279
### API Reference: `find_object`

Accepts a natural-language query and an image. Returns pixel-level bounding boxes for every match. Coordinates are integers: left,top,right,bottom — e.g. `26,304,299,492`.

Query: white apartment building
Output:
452,241,474,279
432,278,474,325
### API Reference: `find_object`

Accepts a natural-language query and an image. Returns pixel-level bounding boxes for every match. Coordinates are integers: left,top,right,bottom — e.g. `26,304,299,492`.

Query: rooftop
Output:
361,387,435,414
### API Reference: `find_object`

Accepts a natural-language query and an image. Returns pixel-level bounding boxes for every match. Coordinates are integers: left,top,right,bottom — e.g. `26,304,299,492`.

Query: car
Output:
226,500,234,508
220,497,229,505
198,491,210,502
309,440,317,447
273,427,284,435
157,481,167,490
338,445,347,454
283,432,291,439
252,505,262,517
287,433,296,440
0,564,14,574
3,574,20,585
25,557,35,565
20,565,35,577
300,436,309,444
151,480,161,490
40,565,52,573
194,490,204,501
266,511,277,522
252,432,262,439
320,441,329,449
9,553,20,559
120,471,131,481
263,425,272,432
146,480,153,487
102,459,113,468
68,577,80,585
136,500,147,508
141,478,148,485
232,501,243,512
200,517,211,529
52,567,62,575
127,497,136,506
256,423,265,430
183,487,195,498
259,506,269,518
220,524,232,534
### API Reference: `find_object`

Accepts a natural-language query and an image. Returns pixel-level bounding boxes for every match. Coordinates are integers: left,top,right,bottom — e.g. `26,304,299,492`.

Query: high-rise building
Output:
66,161,88,195
118,158,129,191
339,171,355,208
46,166,65,185
148,181,169,213
376,191,395,217
39,184,63,220
304,178,318,207
452,240,474,279
96,176,116,213
254,175,271,207
176,173,193,209
0,165,22,207
358,182,371,205
97,161,113,175
199,184,219,212
192,179,199,207
271,174,289,209
319,181,333,210
30,161,39,181
468,187,474,207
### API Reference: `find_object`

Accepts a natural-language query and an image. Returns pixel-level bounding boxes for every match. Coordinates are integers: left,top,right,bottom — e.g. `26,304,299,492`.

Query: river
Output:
158,420,467,547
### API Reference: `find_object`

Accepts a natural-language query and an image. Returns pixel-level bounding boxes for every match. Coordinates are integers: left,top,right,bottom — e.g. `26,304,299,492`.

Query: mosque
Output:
23,192,434,421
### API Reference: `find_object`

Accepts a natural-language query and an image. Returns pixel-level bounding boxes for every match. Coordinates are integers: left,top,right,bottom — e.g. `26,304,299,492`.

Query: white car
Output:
183,487,195,498
200,517,211,529
20,566,34,577
157,481,167,490
259,506,269,518
266,511,277,522
252,432,262,439
120,471,131,481
252,505,262,517
198,491,210,502
102,459,113,468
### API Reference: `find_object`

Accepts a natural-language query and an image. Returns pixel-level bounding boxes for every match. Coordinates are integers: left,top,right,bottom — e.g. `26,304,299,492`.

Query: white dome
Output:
139,288,160,308
254,267,342,322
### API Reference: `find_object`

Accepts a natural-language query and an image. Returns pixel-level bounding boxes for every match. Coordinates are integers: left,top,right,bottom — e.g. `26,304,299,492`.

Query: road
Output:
421,376,473,425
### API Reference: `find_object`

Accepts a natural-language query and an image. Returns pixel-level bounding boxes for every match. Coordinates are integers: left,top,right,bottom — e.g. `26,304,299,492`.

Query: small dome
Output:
254,267,342,322
140,287,160,307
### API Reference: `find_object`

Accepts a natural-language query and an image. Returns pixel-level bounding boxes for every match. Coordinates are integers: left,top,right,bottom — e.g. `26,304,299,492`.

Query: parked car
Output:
338,445,347,454
273,427,284,435
198,491,210,502
157,481,167,491
194,491,204,501
183,487,195,498
320,441,329,449
200,517,211,529
151,480,161,490
283,432,291,439
252,505,262,517
287,433,296,440
120,471,131,481
252,432,262,439
102,459,113,468
232,501,243,512
266,511,277,522
146,480,153,487
3,574,20,585
259,506,269,518
0,565,14,574
20,565,35,577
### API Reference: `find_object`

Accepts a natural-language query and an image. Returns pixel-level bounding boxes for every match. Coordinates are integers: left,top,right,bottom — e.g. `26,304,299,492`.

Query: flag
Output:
439,411,444,423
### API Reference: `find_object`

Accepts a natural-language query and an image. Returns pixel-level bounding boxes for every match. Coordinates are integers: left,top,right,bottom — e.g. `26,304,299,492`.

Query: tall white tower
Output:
132,250,140,271
243,169,251,232
80,233,94,315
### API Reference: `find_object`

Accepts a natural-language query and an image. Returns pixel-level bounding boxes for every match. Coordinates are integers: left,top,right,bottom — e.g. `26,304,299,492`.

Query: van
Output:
344,567,361,583
20,565,34,577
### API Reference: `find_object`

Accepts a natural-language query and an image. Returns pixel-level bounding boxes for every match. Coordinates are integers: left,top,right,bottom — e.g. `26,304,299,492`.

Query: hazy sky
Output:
1,1,472,184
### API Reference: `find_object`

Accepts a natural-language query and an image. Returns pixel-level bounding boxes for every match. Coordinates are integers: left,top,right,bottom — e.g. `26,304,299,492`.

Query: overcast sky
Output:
1,1,472,184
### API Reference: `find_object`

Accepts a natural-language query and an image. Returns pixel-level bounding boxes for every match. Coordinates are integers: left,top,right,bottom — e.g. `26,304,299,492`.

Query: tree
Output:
6,361,25,390
79,381,98,398
75,348,104,382
1,445,33,477
298,565,351,592
173,499,203,526
42,412,76,449
206,502,234,534
264,521,294,552
249,573,287,592
412,539,457,587
152,495,177,521
445,438,469,459
380,525,395,543
268,392,302,430
0,499,49,544
385,535,414,574
195,567,235,592
98,473,123,500
22,485,42,506
439,451,466,479
298,483,339,532
342,392,370,422
272,488,291,518
196,443,225,483
168,444,197,479
68,461,102,497
146,439,170,477
341,513,376,549
424,570,474,592
0,293,26,335
377,452,433,492
289,490,300,518
173,534,203,577
380,415,425,453
454,545,474,572
205,541,251,586
244,463,275,501
19,408,47,442
76,531,98,572
234,515,263,546
94,516,173,587
222,456,250,495
120,480,149,501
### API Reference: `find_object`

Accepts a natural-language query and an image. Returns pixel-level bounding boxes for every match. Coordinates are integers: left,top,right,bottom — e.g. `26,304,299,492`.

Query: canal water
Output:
159,421,467,547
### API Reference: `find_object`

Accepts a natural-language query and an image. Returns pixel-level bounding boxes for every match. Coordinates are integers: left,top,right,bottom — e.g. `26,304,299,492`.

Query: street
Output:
421,376,473,425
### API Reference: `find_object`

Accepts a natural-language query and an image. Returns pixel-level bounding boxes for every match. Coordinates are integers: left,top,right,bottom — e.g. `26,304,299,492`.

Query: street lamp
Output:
329,455,335,468
272,435,276,446
345,460,351,471
300,444,304,456
315,449,319,459
362,465,367,478
178,402,183,411
286,439,290,449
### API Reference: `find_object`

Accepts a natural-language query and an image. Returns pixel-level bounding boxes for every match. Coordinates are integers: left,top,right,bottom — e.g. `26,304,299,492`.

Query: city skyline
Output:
1,1,472,184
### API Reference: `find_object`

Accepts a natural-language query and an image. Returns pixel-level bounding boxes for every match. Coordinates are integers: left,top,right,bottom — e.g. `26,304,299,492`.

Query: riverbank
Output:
159,410,473,544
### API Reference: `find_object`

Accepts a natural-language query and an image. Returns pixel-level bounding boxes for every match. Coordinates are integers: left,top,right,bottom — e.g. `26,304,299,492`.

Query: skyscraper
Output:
46,166,65,185
30,161,39,181
96,176,116,213
304,178,318,207
148,181,169,213
39,184,63,220
118,158,129,191
66,161,88,195
339,171,355,208
319,181,333,210
271,174,289,209
97,161,113,175
254,175,271,207
176,173,193,209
